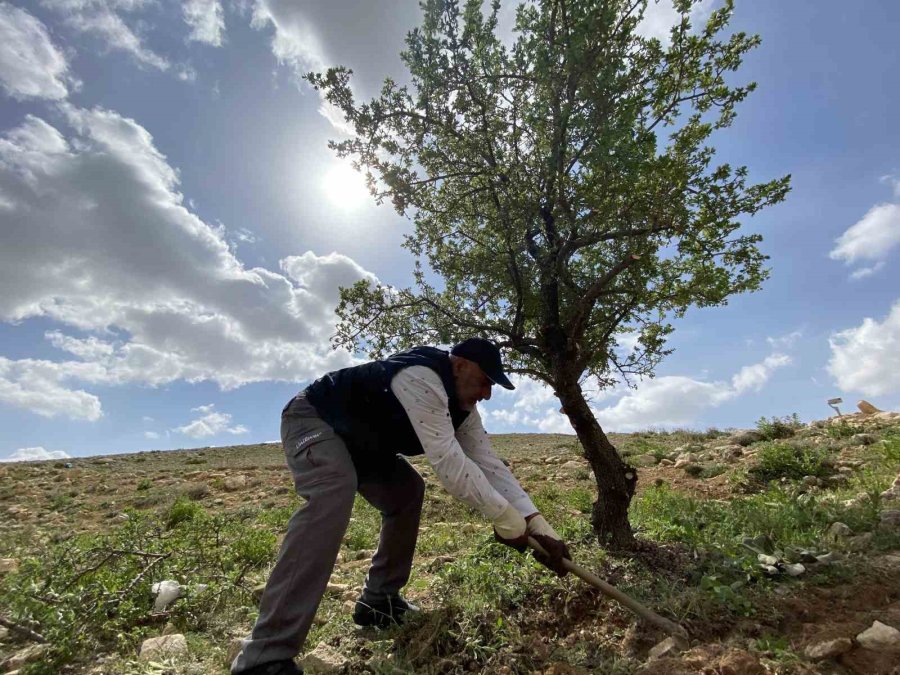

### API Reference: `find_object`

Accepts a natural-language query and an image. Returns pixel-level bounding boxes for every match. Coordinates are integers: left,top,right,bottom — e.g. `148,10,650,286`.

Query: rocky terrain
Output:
1,406,898,674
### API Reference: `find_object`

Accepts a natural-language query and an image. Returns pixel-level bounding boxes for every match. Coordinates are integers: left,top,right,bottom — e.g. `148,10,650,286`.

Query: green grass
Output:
747,441,832,483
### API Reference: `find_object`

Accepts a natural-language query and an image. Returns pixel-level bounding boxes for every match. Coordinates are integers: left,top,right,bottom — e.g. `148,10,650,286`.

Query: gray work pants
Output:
231,394,425,672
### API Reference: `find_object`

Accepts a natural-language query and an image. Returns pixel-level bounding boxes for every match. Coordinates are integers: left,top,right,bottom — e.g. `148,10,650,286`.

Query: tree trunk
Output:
558,383,637,549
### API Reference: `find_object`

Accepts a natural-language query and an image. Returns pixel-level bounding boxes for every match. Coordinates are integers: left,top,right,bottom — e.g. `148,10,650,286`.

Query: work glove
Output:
492,503,528,552
526,514,572,577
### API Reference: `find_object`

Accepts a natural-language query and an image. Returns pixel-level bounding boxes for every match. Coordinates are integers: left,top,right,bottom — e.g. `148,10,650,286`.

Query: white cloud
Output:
0,357,103,420
0,446,71,463
183,0,224,46
829,203,900,274
144,431,159,439
0,108,375,419
849,262,885,280
637,0,715,44
880,173,900,198
0,3,72,100
249,0,421,131
41,0,170,71
485,348,793,435
828,301,900,397
175,404,248,438
732,353,792,395
593,376,731,432
766,330,802,350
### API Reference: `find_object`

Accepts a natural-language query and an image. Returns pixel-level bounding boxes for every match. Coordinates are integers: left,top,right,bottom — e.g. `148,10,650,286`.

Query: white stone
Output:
0,558,19,574
139,634,188,661
223,475,248,491
303,642,348,673
804,637,852,660
826,522,852,539
151,580,182,611
856,621,900,652
647,636,680,660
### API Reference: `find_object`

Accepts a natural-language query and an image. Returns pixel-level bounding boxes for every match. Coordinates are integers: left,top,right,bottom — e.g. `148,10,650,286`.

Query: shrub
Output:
136,479,152,491
748,443,830,483
755,414,803,441
824,419,855,439
166,496,204,527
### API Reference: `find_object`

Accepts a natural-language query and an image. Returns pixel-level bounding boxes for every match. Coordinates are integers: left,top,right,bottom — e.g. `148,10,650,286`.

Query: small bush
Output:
136,479,152,491
183,482,210,501
749,443,830,483
166,496,204,527
755,414,803,441
825,419,856,439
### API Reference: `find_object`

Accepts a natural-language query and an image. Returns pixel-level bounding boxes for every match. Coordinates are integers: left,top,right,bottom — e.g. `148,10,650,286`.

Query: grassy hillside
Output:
1,413,899,674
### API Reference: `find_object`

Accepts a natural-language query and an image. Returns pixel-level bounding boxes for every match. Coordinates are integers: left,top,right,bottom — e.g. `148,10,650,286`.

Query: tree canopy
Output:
307,0,790,545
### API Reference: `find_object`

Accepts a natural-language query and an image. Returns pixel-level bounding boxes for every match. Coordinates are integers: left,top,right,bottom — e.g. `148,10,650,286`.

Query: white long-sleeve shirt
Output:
390,366,537,521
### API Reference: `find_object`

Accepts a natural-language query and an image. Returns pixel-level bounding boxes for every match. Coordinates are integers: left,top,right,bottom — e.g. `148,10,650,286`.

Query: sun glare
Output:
321,162,370,210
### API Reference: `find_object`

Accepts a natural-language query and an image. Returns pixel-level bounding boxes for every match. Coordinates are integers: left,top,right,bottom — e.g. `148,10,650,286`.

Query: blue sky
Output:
1,0,898,462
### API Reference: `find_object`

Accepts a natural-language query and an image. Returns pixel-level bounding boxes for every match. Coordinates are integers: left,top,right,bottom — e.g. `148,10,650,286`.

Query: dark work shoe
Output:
352,594,420,628
235,660,303,675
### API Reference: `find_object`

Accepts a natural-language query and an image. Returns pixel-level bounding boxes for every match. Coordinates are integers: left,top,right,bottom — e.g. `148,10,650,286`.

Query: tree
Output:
306,0,790,548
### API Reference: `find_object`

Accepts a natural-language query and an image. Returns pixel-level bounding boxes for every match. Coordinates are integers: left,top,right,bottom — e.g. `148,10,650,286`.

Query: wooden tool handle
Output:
528,536,690,648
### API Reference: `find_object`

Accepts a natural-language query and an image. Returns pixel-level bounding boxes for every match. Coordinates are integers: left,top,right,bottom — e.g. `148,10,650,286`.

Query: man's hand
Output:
526,514,572,577
492,503,528,552
529,534,572,577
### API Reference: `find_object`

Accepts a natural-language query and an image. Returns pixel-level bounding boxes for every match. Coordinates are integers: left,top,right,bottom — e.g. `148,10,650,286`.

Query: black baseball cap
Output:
450,338,515,390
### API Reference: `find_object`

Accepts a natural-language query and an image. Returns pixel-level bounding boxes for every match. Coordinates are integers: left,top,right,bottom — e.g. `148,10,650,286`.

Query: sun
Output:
321,161,371,210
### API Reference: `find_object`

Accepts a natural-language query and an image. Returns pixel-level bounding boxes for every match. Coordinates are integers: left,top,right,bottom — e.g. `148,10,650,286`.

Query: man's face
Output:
453,358,494,411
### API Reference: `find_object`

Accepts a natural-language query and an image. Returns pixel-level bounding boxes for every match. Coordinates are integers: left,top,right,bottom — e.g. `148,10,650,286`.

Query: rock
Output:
850,433,876,446
325,582,348,595
341,600,355,613
857,400,882,414
826,522,852,539
804,637,852,660
302,642,348,673
847,532,874,551
674,452,698,466
782,562,806,576
758,554,779,566
0,558,19,574
878,510,900,532
4,645,48,669
0,625,7,640
659,459,674,467
855,621,900,652
721,445,744,460
731,430,763,447
801,475,820,488
341,589,358,602
151,580,181,611
647,636,681,660
631,454,658,468
223,475,248,491
880,476,900,502
139,634,188,661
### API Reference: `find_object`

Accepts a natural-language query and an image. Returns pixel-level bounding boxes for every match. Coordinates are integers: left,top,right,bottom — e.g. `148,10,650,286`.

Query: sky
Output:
0,0,898,462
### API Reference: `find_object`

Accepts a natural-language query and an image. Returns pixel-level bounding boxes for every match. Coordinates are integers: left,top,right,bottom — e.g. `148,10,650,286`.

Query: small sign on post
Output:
827,397,843,417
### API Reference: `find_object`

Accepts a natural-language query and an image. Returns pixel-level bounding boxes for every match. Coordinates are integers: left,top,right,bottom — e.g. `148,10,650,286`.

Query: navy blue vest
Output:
303,347,470,474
